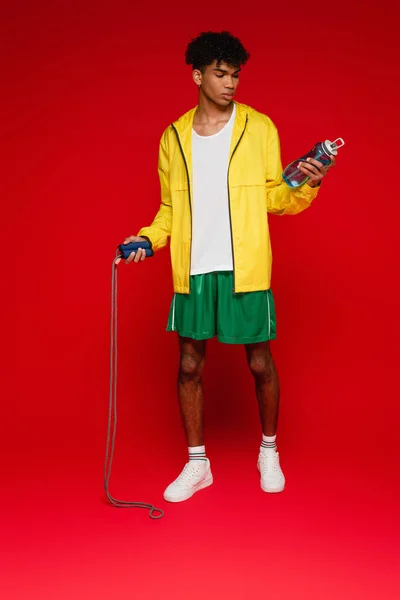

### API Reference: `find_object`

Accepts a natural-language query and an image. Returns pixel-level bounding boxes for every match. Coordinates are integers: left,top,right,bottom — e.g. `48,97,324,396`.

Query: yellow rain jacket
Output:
138,101,320,293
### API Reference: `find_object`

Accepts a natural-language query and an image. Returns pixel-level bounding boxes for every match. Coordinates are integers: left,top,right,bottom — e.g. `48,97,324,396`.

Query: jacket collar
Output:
171,102,249,179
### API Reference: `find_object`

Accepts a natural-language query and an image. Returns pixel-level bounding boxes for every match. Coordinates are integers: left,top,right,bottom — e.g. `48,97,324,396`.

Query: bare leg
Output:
245,341,280,436
178,336,207,447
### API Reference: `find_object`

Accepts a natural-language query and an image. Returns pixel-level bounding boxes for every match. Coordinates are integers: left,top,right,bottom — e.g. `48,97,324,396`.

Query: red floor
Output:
3,435,399,600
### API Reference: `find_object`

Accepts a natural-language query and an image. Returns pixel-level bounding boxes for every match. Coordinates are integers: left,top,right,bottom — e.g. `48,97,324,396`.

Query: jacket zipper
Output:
171,124,192,294
228,115,248,293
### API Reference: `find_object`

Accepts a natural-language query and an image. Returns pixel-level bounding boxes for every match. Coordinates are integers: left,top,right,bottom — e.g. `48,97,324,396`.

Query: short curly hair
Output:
185,31,250,72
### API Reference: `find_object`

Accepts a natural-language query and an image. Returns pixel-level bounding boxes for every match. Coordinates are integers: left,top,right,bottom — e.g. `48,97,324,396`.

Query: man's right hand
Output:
115,235,149,265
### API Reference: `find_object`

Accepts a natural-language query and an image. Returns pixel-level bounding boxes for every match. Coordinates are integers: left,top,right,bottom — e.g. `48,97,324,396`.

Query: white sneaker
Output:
257,450,285,493
163,459,213,503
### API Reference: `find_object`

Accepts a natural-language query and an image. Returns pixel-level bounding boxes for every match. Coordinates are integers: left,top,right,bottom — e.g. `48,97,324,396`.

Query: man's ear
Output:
192,69,202,87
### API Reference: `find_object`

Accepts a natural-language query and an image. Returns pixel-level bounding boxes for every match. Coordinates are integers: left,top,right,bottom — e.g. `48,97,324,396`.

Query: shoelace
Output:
259,451,280,472
175,462,202,484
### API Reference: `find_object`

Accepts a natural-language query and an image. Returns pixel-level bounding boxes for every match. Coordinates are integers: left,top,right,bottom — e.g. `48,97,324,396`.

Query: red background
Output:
2,1,400,598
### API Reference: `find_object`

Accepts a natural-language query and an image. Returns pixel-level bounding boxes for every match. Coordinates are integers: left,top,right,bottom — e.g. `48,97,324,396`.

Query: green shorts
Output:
166,271,276,345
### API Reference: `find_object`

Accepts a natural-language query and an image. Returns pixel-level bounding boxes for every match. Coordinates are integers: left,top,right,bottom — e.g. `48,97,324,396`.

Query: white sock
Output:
188,445,207,462
260,434,277,452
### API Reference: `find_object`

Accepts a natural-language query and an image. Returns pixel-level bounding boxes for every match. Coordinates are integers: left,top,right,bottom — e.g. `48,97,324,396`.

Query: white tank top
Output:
190,103,236,275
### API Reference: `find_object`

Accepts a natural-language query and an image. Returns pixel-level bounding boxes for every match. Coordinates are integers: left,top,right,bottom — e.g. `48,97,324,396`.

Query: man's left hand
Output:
298,155,336,188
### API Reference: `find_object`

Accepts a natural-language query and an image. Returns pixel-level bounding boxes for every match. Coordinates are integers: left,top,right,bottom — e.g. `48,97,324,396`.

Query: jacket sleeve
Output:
266,120,320,216
137,128,172,250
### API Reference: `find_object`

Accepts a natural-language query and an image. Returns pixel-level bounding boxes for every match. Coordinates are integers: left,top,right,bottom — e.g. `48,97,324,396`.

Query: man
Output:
120,31,336,502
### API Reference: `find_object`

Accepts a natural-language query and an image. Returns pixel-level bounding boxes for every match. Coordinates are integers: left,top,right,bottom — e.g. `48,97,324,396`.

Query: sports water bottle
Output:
282,138,345,188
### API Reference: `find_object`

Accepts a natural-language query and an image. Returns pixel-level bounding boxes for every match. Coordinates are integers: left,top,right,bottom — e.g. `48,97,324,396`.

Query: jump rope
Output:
104,240,164,519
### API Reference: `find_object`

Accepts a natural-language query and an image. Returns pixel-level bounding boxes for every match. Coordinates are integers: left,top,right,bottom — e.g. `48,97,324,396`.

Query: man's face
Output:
195,60,240,106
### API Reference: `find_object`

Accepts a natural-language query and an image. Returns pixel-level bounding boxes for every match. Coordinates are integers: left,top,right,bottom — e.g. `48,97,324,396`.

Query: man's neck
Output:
195,94,234,124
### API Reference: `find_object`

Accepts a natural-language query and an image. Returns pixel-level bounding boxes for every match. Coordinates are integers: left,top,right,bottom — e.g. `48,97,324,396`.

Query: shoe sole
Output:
260,481,285,493
163,475,214,503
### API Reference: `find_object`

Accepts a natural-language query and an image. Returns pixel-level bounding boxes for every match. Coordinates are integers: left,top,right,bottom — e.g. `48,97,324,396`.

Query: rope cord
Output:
103,253,164,519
